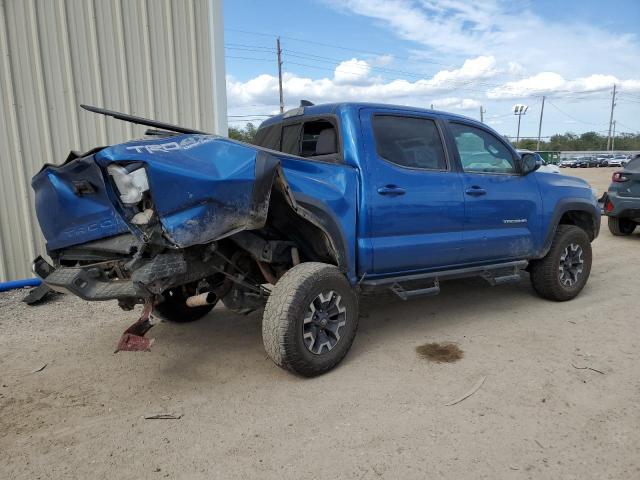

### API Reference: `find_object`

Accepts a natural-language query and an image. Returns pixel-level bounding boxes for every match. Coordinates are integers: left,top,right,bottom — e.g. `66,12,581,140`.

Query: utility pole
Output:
480,106,486,123
612,120,616,151
607,84,617,151
276,37,284,113
536,96,545,151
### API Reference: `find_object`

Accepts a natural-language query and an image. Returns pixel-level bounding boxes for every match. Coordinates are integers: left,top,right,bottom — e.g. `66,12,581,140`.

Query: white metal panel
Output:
0,0,227,281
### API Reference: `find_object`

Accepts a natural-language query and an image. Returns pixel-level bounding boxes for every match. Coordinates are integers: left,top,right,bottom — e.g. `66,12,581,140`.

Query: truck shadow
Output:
154,275,538,383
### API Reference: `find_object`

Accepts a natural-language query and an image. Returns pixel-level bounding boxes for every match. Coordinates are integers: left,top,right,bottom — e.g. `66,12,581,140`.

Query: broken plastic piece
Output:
114,300,155,353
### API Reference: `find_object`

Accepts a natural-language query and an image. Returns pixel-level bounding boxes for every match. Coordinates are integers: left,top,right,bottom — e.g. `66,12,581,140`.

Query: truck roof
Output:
258,102,477,129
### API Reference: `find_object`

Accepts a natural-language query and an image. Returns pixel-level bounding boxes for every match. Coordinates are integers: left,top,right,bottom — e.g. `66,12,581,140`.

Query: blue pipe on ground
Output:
0,278,42,293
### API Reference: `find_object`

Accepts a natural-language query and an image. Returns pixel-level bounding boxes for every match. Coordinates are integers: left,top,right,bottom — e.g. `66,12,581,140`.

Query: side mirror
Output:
521,153,542,175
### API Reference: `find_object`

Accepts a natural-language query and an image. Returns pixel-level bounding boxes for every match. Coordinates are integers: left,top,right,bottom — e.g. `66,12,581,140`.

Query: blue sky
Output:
223,0,640,139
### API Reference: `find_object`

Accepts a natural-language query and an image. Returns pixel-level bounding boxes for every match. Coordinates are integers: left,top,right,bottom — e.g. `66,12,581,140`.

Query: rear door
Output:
359,108,465,275
446,120,541,263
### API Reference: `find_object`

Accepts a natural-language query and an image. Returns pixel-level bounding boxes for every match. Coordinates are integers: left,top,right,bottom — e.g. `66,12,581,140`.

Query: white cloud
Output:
431,97,480,110
328,0,640,78
487,73,640,99
429,55,498,84
228,1,640,133
227,56,497,109
333,58,373,85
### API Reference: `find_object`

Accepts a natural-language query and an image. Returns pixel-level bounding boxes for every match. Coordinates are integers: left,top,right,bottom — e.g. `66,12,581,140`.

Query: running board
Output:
390,280,440,300
361,260,527,300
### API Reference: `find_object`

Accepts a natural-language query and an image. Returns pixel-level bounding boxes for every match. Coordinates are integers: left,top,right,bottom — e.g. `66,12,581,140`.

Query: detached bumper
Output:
33,256,139,301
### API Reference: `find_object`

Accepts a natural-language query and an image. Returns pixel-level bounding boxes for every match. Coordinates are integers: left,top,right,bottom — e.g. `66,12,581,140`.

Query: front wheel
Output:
262,262,358,377
529,225,592,302
608,216,637,236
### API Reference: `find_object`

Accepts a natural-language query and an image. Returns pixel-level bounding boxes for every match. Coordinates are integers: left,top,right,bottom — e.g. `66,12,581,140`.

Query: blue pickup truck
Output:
32,102,600,376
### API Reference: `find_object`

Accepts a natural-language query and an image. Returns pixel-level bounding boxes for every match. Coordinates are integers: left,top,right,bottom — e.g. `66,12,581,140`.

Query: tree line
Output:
510,131,640,151
229,122,640,152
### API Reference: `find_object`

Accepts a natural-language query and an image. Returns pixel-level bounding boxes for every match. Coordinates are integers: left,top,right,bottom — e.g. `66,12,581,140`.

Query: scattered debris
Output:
445,376,486,406
115,300,155,353
22,284,59,305
534,439,545,449
144,413,182,420
416,342,463,363
509,466,519,471
571,363,605,375
32,363,48,373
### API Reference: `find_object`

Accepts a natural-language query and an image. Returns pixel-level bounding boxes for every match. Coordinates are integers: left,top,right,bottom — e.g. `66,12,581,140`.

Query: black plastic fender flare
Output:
536,199,600,259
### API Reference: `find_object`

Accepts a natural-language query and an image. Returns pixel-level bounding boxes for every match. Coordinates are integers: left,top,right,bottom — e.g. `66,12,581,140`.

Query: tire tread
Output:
262,262,358,376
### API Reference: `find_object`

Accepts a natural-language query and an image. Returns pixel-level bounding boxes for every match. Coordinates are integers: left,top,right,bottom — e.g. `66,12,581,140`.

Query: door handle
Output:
377,185,406,196
465,186,487,196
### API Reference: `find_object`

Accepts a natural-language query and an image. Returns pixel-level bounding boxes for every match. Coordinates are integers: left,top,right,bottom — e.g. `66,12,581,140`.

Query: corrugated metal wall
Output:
0,0,227,281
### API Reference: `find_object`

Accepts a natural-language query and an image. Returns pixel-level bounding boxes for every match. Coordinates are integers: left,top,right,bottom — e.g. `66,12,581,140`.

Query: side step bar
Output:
361,260,527,300
390,279,440,300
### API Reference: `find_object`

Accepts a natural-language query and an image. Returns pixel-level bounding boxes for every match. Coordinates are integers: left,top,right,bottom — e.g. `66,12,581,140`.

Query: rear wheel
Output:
262,262,358,377
154,285,216,323
529,225,592,302
608,216,637,236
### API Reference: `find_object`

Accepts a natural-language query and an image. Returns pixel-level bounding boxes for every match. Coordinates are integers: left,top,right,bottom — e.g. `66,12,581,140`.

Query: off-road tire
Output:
262,262,358,377
529,225,592,302
608,216,637,236
154,288,215,323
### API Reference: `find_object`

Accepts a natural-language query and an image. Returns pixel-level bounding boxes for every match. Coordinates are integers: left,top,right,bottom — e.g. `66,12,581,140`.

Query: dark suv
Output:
603,155,640,235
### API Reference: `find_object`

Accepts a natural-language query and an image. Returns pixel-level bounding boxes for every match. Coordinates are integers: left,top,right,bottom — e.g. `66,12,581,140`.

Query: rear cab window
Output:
254,116,341,163
253,124,281,150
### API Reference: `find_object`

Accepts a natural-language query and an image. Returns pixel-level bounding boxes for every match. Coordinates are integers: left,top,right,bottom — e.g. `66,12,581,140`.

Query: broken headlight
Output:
107,165,149,204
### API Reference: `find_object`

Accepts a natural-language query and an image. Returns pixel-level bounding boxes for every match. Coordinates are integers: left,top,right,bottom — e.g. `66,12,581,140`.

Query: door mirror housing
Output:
520,152,543,175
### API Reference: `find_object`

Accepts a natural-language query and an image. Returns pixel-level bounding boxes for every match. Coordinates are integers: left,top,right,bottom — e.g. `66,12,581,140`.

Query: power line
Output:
229,114,272,118
226,27,455,68
225,55,273,62
226,38,634,104
546,100,608,127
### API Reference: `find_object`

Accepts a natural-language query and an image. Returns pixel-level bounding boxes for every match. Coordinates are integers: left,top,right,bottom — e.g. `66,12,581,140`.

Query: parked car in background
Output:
616,154,631,165
575,156,598,168
605,157,625,167
560,158,576,168
517,150,561,174
602,155,640,235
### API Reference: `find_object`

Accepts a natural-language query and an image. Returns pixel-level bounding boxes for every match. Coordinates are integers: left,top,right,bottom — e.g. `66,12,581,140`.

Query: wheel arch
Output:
537,201,600,258
249,151,350,274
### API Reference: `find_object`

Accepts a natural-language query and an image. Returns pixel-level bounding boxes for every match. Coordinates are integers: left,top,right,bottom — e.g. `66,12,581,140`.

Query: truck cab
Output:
253,103,599,280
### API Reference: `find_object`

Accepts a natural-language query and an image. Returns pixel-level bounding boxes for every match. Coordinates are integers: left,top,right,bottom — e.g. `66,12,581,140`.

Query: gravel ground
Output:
1,167,639,479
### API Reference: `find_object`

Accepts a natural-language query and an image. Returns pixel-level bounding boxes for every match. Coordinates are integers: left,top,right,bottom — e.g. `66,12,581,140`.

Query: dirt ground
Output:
1,167,639,479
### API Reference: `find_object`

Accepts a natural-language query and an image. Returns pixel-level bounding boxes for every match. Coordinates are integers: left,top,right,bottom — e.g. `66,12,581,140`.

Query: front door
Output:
359,109,466,275
447,121,541,263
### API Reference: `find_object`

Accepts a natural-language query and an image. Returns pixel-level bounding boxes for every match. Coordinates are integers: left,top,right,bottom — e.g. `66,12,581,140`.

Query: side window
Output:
372,115,447,170
253,124,281,150
281,123,302,155
449,122,517,174
300,120,337,158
